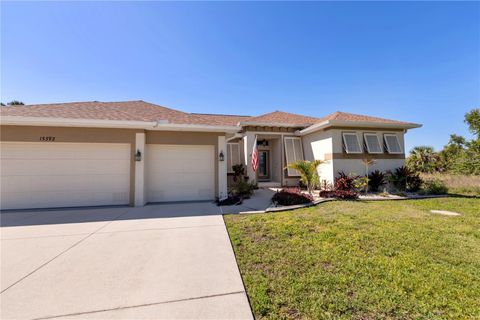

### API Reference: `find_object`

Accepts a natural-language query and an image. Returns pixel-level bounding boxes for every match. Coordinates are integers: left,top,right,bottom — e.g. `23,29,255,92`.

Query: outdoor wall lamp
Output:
219,151,225,162
135,150,142,162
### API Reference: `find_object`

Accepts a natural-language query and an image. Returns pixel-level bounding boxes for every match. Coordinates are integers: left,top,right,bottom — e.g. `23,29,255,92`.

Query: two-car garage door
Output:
1,142,216,210
0,142,131,210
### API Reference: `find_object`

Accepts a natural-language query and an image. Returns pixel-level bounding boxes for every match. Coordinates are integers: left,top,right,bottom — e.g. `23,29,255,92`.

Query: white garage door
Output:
146,145,215,202
0,142,131,210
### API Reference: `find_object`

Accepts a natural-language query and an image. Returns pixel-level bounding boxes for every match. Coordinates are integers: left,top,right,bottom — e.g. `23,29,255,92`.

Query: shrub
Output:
354,176,369,194
408,174,423,192
319,179,334,191
423,179,449,195
232,164,246,182
272,188,314,206
368,170,386,192
335,171,359,191
389,166,423,192
319,190,359,200
234,180,256,198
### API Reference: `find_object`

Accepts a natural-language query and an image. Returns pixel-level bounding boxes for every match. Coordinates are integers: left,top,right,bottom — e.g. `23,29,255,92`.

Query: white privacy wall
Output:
302,130,335,184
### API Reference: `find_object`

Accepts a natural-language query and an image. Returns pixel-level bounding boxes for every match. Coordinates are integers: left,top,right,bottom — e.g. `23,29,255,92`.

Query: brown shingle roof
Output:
240,111,319,126
0,101,418,128
317,111,413,125
0,100,241,126
191,113,251,126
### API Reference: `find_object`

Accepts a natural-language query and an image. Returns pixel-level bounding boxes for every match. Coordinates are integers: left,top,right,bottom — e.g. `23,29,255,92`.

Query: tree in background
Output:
442,109,480,175
7,100,24,105
1,100,25,106
465,109,480,136
407,146,438,173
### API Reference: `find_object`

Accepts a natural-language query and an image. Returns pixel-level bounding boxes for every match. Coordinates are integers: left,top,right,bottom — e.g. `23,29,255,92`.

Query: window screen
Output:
284,137,304,176
227,143,241,172
384,134,402,154
342,133,362,153
364,133,382,153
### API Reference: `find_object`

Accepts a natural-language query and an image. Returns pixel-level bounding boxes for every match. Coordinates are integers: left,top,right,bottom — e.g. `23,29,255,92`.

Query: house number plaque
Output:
39,136,56,142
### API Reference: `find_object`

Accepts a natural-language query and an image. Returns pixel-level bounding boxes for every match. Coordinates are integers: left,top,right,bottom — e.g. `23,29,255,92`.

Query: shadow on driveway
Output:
0,201,223,228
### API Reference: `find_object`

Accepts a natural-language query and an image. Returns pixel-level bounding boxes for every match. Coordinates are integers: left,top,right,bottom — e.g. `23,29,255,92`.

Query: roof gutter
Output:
298,120,422,135
0,116,242,133
151,122,240,133
0,116,158,129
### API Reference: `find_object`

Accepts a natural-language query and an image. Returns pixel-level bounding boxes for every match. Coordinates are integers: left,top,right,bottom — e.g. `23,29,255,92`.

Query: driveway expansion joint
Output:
32,291,247,320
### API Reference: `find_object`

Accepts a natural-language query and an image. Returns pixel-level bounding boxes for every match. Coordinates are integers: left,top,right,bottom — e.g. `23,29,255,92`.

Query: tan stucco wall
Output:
0,125,140,206
302,129,335,183
146,131,221,196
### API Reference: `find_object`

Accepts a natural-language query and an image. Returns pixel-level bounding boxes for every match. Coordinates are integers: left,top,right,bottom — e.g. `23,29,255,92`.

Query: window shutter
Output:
343,133,362,153
384,134,402,154
364,134,382,153
227,143,241,172
231,143,240,167
293,138,304,161
284,137,303,176
227,144,233,172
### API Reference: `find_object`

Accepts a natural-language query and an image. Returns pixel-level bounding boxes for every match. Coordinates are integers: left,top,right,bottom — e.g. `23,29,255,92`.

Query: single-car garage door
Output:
0,142,131,210
146,145,215,202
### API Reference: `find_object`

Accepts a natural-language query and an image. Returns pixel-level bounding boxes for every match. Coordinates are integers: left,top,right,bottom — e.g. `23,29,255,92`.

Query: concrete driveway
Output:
1,203,253,319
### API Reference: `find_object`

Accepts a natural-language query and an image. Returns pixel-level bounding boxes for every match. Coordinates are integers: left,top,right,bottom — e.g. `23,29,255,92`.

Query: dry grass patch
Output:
421,173,480,196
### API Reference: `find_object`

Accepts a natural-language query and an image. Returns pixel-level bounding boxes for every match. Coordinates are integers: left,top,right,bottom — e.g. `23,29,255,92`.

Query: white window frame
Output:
342,132,362,154
363,133,383,154
227,143,241,173
284,137,304,177
383,133,403,154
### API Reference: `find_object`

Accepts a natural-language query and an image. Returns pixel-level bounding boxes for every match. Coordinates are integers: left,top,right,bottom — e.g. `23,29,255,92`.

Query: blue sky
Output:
1,1,479,151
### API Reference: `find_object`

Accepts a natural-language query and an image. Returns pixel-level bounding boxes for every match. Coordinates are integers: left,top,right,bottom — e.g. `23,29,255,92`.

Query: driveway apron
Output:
0,203,253,319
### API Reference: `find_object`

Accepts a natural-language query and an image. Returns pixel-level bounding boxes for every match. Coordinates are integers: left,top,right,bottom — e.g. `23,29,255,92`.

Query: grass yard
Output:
225,198,480,319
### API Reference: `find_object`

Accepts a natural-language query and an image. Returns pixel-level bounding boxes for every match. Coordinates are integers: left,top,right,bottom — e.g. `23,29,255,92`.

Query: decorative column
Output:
243,132,256,182
134,132,146,206
218,135,228,200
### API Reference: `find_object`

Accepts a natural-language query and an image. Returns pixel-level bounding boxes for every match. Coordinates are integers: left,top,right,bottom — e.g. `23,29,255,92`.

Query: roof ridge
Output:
20,100,146,107
191,112,251,117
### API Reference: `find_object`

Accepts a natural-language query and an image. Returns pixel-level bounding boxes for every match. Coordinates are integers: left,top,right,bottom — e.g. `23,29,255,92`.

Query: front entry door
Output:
258,150,270,180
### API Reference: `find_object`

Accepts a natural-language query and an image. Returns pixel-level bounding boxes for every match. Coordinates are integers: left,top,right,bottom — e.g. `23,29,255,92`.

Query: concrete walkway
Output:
1,203,253,320
220,188,276,214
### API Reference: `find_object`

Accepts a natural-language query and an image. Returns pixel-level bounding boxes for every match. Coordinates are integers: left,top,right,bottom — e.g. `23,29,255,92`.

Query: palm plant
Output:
287,160,323,195
407,146,438,173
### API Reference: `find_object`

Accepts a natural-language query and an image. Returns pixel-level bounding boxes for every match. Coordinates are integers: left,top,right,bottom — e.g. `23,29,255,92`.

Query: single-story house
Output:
0,100,421,210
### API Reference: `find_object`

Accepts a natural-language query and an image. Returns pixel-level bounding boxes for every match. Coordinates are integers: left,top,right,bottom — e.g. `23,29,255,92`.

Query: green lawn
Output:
225,198,480,319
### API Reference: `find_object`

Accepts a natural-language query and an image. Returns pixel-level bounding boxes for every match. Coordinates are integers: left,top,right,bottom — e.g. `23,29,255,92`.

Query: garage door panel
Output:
0,142,131,210
146,145,215,202
1,143,115,160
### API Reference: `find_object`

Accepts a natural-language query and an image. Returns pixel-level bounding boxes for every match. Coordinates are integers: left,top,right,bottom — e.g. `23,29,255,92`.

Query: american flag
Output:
251,136,259,172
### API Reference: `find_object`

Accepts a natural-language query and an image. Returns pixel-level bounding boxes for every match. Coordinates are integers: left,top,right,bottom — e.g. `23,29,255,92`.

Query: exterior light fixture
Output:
135,150,142,162
219,151,225,162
